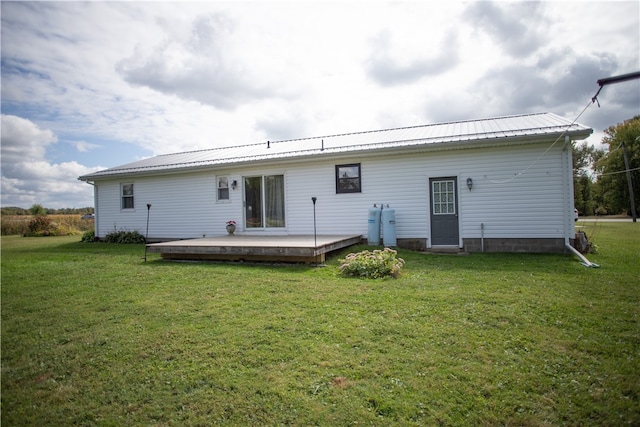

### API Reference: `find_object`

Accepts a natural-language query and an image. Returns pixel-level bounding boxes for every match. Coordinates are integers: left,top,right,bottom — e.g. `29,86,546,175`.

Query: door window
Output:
432,180,456,215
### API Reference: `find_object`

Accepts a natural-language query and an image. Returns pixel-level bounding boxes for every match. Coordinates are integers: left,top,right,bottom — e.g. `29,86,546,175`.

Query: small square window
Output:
121,183,134,209
217,177,230,201
336,163,361,193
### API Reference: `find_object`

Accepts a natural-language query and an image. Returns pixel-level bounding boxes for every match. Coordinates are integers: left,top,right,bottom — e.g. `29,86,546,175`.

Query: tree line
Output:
1,205,94,216
574,115,639,217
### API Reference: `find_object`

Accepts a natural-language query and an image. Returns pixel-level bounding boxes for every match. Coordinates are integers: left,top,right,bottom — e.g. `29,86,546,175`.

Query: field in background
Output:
1,222,638,426
0,214,94,236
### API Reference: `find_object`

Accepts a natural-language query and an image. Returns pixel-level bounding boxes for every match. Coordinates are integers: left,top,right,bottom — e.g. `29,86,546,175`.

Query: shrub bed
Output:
103,230,145,244
339,247,405,278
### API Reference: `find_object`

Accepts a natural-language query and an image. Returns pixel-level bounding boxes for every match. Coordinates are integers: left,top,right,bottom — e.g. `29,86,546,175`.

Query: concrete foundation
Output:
463,238,568,254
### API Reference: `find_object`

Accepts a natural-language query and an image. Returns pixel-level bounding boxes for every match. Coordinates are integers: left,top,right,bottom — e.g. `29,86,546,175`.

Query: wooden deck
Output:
146,234,363,263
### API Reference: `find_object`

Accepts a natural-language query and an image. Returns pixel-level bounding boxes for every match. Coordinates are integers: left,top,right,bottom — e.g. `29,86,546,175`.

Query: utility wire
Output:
488,71,640,185
489,98,594,184
594,166,640,177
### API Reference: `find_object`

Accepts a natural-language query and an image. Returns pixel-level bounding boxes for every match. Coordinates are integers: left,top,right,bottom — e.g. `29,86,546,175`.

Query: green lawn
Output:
2,223,639,426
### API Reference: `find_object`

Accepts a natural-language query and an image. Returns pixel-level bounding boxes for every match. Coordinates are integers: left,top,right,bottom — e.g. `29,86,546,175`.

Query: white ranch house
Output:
79,112,592,253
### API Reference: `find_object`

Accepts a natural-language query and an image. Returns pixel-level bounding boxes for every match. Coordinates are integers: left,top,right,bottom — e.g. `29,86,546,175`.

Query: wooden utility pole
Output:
621,142,637,222
594,71,640,222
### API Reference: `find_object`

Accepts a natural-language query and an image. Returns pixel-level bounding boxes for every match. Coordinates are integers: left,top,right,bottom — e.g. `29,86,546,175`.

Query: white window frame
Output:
216,176,230,202
121,183,135,210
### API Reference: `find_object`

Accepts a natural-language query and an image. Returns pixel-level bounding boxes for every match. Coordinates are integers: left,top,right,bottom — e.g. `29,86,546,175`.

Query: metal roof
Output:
79,112,592,181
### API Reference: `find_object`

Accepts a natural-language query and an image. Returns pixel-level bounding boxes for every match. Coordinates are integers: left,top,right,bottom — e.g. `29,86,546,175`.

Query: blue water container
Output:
367,204,382,245
381,206,396,247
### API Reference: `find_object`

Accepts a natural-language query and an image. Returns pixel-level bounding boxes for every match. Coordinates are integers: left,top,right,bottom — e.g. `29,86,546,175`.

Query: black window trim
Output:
335,163,362,194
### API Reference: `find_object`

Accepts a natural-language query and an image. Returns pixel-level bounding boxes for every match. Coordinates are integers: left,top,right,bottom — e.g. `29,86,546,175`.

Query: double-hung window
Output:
121,184,134,209
217,177,230,201
336,163,361,193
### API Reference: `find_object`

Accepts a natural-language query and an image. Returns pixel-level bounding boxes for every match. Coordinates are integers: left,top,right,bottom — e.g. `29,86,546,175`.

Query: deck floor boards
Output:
146,234,362,263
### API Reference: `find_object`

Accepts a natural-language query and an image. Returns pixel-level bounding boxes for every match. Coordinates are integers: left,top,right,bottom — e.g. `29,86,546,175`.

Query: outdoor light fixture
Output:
144,204,152,262
231,180,238,190
312,197,318,259
466,177,473,191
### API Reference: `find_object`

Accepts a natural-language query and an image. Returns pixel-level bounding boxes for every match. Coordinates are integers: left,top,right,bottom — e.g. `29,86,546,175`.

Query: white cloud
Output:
71,140,100,153
0,1,638,209
365,29,460,86
463,2,550,58
116,12,296,110
1,115,102,208
1,114,57,162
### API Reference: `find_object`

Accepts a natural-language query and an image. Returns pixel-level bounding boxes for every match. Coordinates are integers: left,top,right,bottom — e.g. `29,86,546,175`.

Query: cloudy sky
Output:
1,1,639,209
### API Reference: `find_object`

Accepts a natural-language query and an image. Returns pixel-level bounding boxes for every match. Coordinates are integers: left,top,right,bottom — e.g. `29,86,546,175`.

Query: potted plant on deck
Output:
226,220,236,235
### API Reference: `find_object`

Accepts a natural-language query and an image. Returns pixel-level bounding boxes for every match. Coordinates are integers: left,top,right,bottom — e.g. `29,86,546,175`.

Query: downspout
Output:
565,243,599,268
480,223,484,253
83,180,99,240
562,136,599,268
562,136,574,246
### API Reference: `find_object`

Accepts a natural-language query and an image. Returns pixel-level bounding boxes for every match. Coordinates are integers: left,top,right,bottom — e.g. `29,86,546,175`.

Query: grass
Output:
2,222,639,426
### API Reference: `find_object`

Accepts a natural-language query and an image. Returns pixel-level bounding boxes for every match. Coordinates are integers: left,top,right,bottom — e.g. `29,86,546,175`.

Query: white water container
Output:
367,204,382,245
382,206,396,247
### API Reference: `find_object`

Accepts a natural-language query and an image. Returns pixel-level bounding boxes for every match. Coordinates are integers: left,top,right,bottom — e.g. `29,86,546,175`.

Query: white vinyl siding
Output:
95,173,220,239
456,145,566,240
92,142,568,243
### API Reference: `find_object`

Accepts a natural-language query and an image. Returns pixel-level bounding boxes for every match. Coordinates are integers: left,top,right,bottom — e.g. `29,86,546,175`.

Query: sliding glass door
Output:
244,175,285,229
244,176,263,228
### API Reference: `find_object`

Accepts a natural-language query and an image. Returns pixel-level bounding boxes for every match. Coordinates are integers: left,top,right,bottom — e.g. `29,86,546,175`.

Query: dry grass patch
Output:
1,214,94,236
